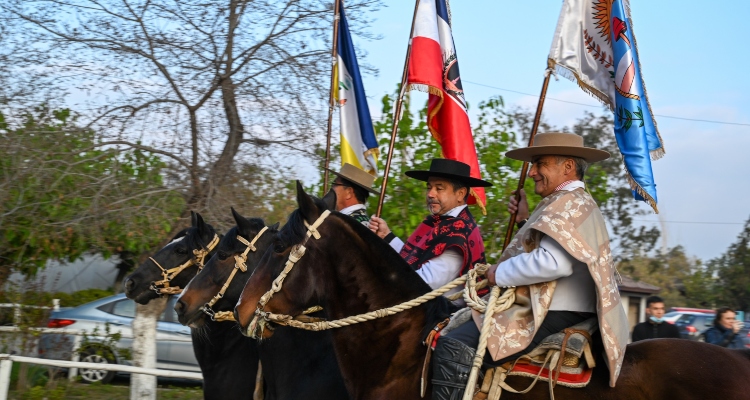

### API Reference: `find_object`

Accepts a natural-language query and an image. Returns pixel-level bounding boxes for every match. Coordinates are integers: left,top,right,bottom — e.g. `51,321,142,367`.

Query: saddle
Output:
474,317,599,400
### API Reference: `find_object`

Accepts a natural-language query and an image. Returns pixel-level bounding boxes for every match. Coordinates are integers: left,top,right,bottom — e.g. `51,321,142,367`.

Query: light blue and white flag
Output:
549,0,663,212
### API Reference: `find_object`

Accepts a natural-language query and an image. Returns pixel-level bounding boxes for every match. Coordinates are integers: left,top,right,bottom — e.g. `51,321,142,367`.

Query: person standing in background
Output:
631,296,681,342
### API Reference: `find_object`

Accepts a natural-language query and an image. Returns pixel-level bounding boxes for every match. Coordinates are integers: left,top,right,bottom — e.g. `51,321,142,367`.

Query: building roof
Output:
617,275,660,294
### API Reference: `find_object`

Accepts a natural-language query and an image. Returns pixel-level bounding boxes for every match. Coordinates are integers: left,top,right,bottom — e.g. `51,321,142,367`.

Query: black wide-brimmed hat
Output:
405,159,492,187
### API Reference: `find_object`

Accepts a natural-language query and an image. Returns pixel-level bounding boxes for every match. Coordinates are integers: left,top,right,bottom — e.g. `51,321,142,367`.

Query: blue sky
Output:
348,0,750,261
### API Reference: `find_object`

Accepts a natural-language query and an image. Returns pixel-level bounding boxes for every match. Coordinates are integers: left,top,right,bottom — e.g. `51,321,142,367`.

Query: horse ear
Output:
296,180,319,222
231,207,253,237
194,212,207,233
190,210,197,227
321,188,336,211
270,222,280,231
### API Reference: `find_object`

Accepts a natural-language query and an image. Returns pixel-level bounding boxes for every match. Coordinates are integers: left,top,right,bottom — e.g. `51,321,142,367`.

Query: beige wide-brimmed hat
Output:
328,163,380,195
505,132,610,163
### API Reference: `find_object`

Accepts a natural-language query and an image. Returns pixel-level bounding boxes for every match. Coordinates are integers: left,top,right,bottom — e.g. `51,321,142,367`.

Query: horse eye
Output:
273,242,287,254
174,247,188,255
217,251,230,261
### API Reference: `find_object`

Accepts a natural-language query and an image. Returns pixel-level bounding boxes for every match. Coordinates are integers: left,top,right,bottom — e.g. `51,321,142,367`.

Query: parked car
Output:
661,311,683,324
674,312,715,340
38,293,199,384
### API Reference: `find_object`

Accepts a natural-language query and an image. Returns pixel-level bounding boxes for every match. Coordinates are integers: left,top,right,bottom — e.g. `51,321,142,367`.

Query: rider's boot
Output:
432,336,480,400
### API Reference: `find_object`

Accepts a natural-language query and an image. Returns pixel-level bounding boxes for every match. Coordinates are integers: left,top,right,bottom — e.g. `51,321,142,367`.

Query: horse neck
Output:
319,232,431,399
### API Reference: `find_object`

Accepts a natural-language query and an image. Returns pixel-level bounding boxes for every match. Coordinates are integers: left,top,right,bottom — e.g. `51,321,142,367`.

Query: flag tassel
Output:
626,171,659,213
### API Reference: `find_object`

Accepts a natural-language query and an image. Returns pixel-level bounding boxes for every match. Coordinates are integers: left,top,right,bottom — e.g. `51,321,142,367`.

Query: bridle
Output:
248,210,330,335
149,234,220,295
200,226,269,322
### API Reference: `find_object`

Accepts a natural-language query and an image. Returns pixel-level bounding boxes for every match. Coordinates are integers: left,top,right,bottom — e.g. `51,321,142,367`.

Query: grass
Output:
7,378,204,400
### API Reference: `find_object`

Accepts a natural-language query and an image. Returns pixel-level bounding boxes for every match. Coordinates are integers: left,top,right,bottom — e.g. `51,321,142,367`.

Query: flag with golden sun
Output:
548,0,663,213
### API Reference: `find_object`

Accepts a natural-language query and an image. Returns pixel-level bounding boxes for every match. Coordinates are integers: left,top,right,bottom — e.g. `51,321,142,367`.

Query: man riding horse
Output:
328,163,379,225
432,132,630,399
369,158,492,301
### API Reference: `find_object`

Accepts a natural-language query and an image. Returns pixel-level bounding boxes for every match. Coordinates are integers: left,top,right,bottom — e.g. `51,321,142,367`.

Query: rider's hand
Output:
509,189,530,223
487,263,499,286
732,320,743,334
369,216,391,239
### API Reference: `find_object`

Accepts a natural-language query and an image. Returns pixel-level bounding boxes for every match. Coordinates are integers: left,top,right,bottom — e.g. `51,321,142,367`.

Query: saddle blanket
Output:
507,362,593,388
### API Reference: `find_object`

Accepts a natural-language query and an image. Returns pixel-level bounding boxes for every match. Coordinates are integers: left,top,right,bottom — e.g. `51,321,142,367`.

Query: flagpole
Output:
375,0,421,217
323,0,342,194
501,71,552,250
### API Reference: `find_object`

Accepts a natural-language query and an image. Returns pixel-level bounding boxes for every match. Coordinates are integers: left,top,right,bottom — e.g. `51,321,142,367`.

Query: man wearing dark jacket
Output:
631,296,681,342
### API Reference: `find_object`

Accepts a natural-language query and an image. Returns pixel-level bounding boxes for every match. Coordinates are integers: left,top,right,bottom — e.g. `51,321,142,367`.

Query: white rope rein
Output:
247,209,516,337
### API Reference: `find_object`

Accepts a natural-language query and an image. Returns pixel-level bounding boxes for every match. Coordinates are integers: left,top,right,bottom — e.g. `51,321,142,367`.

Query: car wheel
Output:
78,347,116,384
697,334,706,342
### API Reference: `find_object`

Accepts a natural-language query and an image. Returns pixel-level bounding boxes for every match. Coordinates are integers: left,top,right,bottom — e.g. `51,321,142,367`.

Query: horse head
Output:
235,181,342,337
234,181,428,340
174,208,278,327
124,211,219,304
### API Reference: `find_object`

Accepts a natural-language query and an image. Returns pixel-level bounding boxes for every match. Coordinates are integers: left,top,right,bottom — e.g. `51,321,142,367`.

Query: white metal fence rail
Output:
0,353,203,400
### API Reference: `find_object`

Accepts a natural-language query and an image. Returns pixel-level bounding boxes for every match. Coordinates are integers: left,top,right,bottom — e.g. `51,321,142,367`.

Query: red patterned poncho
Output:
399,207,486,278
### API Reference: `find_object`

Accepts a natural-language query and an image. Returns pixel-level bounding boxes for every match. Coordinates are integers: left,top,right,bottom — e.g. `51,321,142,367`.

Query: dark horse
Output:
123,212,259,400
176,207,350,400
124,212,218,304
234,183,750,400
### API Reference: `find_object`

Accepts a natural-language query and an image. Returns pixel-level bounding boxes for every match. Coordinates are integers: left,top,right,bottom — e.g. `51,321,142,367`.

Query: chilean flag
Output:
407,0,486,211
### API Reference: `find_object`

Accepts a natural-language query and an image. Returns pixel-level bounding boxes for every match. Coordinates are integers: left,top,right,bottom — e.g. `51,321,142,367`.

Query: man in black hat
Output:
329,163,380,226
369,158,491,299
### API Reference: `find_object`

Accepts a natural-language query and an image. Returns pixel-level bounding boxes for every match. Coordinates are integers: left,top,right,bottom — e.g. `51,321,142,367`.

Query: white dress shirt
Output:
339,204,366,215
339,203,370,227
492,181,596,312
389,205,467,299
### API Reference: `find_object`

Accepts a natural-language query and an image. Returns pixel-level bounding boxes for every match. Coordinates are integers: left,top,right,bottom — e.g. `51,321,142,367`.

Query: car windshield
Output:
108,298,169,321
676,315,695,325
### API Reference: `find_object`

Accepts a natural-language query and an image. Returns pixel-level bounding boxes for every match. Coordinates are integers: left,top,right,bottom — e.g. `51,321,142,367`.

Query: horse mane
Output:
279,199,454,340
336,215,456,339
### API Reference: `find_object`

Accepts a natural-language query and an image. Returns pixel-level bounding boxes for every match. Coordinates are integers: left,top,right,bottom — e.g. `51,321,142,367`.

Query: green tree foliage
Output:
710,217,750,311
367,92,533,258
619,246,716,308
0,106,184,286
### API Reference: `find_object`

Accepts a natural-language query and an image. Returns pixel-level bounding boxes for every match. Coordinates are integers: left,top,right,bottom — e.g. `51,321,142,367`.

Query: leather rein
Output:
248,210,331,336
149,233,220,295
200,226,269,322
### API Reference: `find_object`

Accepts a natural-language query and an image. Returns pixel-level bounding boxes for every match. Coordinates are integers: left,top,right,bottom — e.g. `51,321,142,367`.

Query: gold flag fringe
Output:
406,83,443,98
407,82,445,144
626,170,658,214
624,0,666,160
471,188,487,216
547,59,614,111
363,148,381,176
650,147,665,161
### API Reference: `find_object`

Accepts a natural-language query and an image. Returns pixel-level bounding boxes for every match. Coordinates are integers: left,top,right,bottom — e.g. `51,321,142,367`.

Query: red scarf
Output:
399,207,486,277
